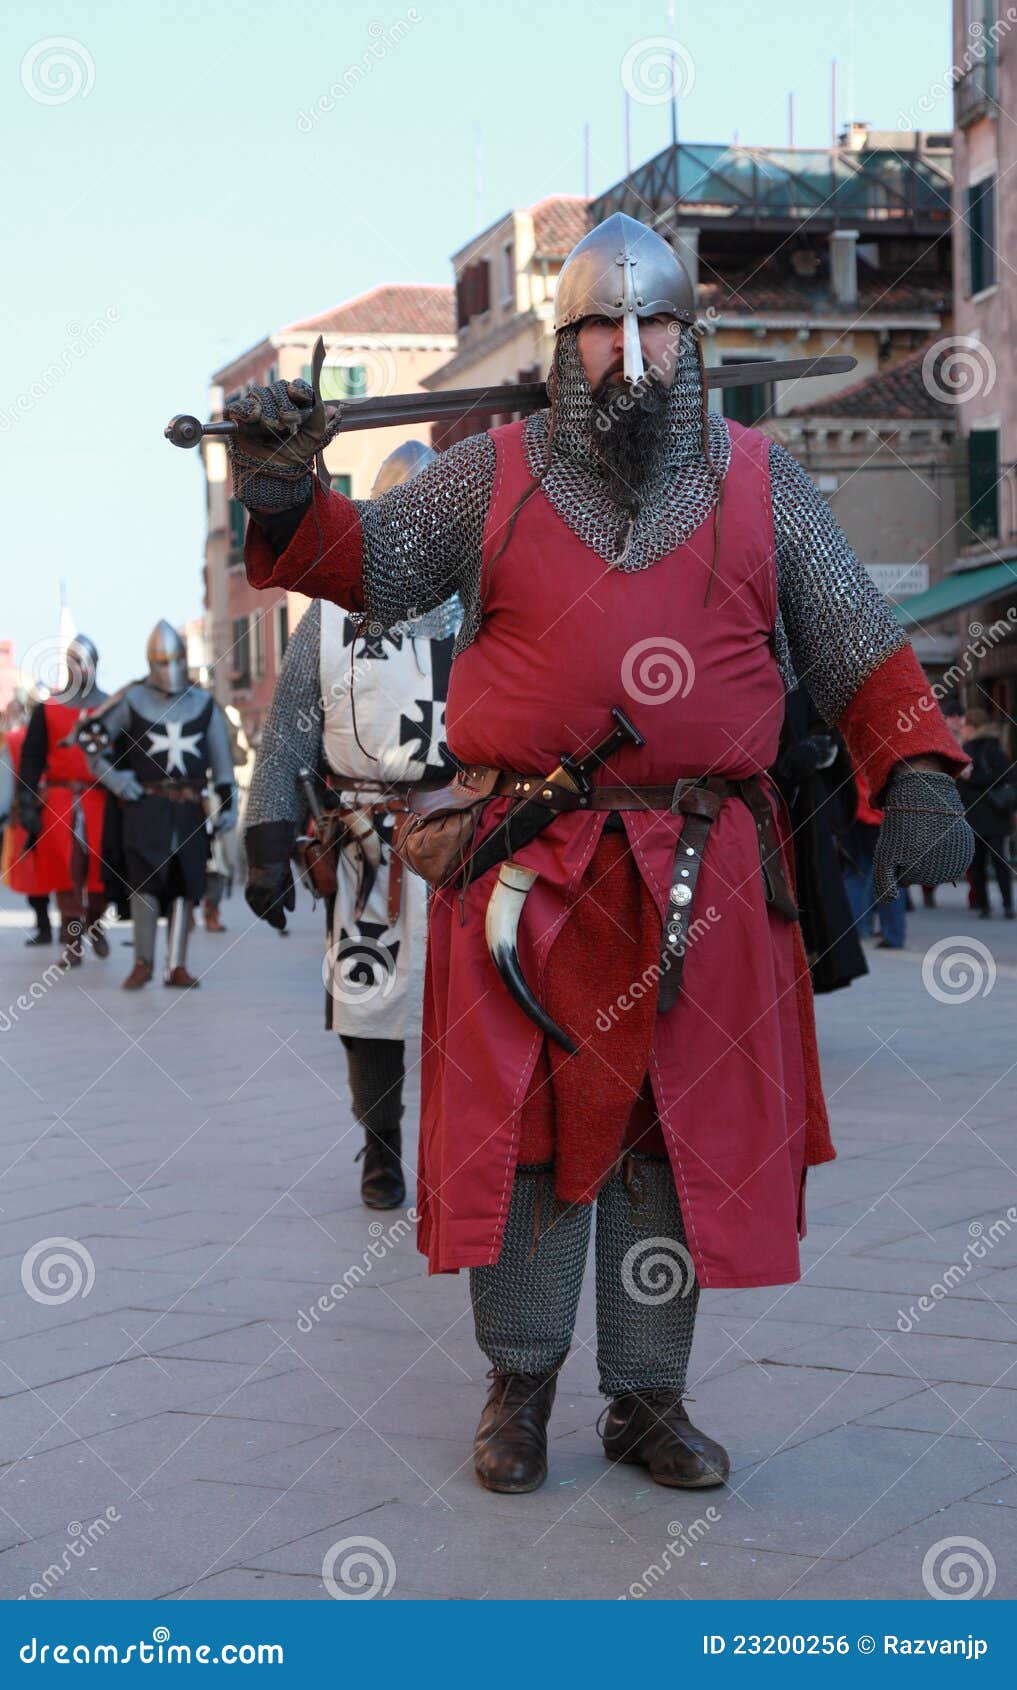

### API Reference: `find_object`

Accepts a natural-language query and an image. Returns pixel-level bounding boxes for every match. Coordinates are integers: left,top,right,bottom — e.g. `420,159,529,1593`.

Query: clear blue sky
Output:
3,0,953,687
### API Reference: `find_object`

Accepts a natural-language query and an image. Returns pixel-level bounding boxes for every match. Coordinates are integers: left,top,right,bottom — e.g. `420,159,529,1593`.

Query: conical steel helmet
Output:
554,212,697,383
369,439,436,498
146,618,188,695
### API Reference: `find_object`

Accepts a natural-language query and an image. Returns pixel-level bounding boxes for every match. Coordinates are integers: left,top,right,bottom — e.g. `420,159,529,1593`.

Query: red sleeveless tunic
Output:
28,702,107,894
417,419,829,1285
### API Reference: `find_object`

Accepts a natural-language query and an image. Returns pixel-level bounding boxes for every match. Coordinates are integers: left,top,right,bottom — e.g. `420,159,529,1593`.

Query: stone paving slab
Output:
1,882,1015,1601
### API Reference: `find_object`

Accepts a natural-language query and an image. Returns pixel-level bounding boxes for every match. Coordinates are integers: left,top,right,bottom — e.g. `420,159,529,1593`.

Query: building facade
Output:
203,285,454,739
422,196,589,444
886,3,1017,720
766,350,960,679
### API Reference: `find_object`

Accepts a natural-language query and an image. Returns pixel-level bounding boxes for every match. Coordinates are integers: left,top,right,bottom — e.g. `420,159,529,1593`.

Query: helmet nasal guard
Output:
554,212,697,384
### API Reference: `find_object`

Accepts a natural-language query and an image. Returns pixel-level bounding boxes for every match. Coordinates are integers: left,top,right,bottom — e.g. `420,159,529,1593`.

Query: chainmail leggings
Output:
470,1155,700,1396
340,1035,404,1143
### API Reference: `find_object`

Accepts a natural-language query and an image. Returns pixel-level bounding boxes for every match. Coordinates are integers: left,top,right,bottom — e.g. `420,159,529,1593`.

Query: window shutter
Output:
967,428,999,541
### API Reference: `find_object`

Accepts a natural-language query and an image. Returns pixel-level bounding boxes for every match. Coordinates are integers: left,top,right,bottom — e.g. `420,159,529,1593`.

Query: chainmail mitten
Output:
226,369,341,511
470,1167,592,1376
872,767,975,905
595,1157,699,1396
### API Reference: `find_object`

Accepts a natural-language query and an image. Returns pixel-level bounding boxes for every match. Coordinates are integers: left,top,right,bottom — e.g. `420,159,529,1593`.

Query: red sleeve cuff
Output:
244,479,365,612
838,643,968,803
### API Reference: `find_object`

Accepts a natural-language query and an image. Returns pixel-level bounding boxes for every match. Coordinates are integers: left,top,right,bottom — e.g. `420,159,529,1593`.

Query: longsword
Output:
164,353,856,449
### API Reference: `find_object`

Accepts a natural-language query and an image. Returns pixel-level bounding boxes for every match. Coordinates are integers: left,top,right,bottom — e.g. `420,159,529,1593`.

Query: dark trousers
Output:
971,834,1013,913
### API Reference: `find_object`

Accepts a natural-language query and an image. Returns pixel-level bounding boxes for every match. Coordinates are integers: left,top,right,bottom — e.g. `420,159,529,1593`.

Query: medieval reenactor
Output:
224,214,972,1495
1,724,54,946
17,634,110,967
245,440,459,1209
81,621,236,989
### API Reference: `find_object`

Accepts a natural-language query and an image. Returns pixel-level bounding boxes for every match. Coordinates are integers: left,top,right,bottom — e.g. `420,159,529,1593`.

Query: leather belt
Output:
332,778,447,926
461,764,798,1015
142,782,204,803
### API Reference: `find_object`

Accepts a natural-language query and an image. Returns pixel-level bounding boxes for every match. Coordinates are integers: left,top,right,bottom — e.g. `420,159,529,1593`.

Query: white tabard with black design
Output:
318,601,456,1039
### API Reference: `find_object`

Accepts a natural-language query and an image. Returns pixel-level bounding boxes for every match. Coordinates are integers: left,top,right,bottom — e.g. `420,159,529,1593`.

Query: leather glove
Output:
16,791,42,846
872,766,974,905
245,820,297,931
245,861,295,931
106,769,143,802
226,336,340,511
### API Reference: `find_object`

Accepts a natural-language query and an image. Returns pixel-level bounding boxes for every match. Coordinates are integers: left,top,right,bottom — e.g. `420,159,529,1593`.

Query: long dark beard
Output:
590,372,672,512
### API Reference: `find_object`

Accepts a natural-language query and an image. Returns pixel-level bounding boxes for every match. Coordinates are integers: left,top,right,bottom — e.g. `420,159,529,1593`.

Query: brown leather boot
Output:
165,965,200,989
58,921,84,968
473,1370,558,1494
203,899,225,933
122,961,154,991
600,1391,729,1488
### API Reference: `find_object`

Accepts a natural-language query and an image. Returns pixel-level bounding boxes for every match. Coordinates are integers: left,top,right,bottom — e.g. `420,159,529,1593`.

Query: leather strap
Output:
142,782,204,803
387,846,404,927
739,780,799,921
657,785,724,1014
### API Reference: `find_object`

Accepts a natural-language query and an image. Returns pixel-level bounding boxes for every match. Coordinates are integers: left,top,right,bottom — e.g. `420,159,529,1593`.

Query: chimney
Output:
672,226,700,290
840,120,870,152
829,229,859,306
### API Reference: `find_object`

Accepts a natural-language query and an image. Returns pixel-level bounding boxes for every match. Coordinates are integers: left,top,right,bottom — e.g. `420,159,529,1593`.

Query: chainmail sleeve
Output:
245,599,323,829
769,440,906,724
358,430,494,654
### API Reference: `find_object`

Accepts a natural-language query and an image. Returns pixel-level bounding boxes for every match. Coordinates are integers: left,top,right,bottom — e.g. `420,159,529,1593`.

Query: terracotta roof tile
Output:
788,345,955,419
285,284,454,337
698,276,948,316
529,195,589,256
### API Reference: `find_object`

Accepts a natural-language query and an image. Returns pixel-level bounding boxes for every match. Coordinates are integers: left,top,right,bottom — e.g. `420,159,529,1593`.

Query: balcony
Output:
955,58,997,129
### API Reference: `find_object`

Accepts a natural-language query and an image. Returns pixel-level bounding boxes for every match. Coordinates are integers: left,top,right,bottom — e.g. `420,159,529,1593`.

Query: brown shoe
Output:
58,921,84,968
165,965,200,989
122,961,154,991
203,899,225,933
601,1391,729,1488
89,926,111,959
473,1370,557,1494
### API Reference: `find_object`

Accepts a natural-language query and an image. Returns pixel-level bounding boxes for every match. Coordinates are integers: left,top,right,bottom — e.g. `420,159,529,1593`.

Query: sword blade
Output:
168,355,857,447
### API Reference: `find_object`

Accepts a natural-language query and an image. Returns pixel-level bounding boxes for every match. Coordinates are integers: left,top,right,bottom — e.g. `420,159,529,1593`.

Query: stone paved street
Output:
0,879,1014,1602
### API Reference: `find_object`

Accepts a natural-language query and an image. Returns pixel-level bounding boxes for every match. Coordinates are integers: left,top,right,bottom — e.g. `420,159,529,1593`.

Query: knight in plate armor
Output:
244,441,460,1210
227,214,972,1496
81,621,236,989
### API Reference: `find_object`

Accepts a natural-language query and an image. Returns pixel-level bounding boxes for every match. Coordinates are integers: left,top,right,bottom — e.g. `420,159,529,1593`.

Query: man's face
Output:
576,314,682,391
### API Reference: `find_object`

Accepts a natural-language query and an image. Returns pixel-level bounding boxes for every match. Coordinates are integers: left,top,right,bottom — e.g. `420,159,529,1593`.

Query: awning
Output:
894,560,1017,630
